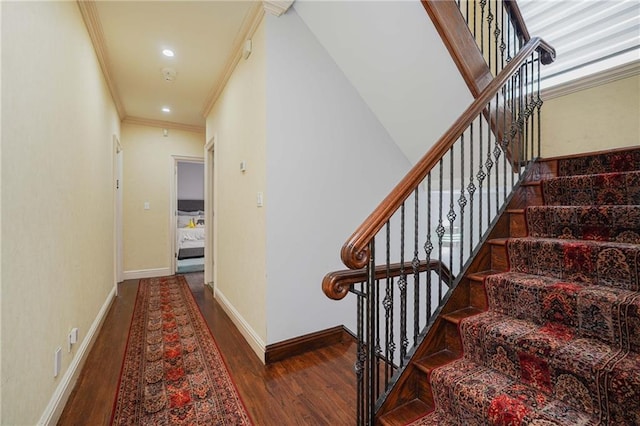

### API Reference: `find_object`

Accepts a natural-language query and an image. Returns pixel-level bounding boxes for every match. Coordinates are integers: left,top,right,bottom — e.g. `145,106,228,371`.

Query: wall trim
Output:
542,60,640,100
265,325,355,364
201,3,265,117
76,0,126,119
122,268,171,281
38,286,117,425
214,288,266,363
263,0,294,17
122,116,205,134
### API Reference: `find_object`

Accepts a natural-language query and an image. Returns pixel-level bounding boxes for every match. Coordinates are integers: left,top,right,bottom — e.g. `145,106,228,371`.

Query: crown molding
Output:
122,116,205,134
542,60,640,101
76,1,126,119
201,3,265,118
263,0,294,17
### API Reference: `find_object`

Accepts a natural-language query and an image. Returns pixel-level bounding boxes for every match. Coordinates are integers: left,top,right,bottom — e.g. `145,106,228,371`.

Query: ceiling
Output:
82,0,638,132
81,1,258,131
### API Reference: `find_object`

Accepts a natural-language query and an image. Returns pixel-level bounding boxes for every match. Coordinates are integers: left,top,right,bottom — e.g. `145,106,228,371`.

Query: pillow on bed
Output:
177,210,200,216
177,215,192,227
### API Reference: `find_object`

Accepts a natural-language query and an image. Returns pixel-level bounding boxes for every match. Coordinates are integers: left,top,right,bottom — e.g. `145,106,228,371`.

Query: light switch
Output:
257,192,264,207
144,202,150,210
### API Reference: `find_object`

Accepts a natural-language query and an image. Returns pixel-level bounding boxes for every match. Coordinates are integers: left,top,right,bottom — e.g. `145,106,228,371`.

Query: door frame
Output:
204,136,216,292
170,155,205,275
113,135,123,294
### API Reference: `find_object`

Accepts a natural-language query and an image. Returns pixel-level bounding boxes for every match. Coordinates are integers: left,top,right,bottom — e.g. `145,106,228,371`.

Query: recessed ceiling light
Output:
162,107,171,113
162,49,174,57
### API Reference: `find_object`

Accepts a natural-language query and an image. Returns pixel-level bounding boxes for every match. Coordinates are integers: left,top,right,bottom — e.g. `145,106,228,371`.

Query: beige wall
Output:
541,75,640,157
121,123,204,273
206,21,267,346
1,2,120,423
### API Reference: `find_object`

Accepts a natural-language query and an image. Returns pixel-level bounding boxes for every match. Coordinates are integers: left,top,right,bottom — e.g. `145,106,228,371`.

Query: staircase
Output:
385,147,640,425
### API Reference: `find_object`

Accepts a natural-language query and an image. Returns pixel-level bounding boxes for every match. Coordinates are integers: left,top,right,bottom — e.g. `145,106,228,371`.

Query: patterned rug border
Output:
110,275,253,425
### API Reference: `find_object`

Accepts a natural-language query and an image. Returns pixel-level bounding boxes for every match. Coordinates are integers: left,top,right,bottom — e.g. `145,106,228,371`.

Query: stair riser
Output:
508,211,527,237
507,238,640,291
543,171,640,206
485,273,640,353
527,205,640,243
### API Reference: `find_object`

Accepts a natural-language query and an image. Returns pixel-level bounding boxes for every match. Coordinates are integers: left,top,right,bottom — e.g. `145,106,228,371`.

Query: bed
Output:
176,200,205,272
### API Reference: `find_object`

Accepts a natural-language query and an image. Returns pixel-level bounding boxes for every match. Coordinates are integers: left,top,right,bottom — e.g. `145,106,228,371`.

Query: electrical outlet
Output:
54,347,62,377
68,327,79,352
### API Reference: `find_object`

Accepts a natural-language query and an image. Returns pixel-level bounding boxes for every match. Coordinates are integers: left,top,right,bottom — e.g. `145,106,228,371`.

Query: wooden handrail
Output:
323,260,454,300
504,0,531,42
340,37,555,270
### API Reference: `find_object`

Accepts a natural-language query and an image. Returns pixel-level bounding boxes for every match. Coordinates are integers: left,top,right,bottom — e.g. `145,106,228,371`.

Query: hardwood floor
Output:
57,274,356,425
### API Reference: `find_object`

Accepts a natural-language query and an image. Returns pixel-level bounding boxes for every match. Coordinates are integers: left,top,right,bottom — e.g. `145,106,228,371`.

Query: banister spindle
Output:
458,134,467,272
413,188,420,346
383,221,392,390
398,203,407,365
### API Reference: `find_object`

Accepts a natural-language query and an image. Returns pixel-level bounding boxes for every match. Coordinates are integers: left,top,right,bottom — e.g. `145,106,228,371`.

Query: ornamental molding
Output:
263,1,294,17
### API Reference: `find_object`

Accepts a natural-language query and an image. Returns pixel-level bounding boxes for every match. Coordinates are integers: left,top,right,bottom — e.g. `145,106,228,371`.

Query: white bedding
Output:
177,227,205,249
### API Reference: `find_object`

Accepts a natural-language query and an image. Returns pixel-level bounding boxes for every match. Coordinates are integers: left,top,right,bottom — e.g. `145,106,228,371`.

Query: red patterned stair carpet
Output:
412,149,640,425
111,275,252,425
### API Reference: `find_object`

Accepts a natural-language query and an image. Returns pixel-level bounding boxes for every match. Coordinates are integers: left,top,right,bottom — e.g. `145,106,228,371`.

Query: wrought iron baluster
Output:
501,85,508,201
468,121,476,255
480,0,486,55
413,189,420,346
499,0,506,71
493,92,501,207
477,116,485,240
458,134,467,272
487,0,498,76
530,52,535,162
486,98,493,223
448,147,455,283
383,221,392,390
366,241,376,424
425,173,433,319
437,159,445,303
398,204,408,365
355,281,364,425
536,55,543,158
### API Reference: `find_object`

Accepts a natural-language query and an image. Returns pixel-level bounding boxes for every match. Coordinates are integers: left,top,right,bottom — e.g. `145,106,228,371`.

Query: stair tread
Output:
441,307,484,324
414,349,459,375
467,270,502,281
506,208,526,214
379,398,432,426
460,310,640,397
484,271,640,351
488,238,508,246
425,358,598,425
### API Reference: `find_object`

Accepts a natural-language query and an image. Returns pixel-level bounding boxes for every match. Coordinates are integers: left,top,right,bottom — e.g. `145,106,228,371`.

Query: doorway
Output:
113,135,123,292
171,156,205,275
204,137,215,292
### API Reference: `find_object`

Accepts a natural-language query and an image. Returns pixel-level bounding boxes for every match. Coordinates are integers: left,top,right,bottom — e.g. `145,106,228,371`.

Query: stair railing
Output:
322,36,554,425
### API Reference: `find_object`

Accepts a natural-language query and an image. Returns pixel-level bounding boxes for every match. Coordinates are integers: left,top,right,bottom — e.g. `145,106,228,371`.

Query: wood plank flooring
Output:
57,274,356,425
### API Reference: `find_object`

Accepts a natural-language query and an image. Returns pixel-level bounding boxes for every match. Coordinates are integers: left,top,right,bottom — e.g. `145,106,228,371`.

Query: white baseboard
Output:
122,267,171,280
214,288,266,364
38,286,117,425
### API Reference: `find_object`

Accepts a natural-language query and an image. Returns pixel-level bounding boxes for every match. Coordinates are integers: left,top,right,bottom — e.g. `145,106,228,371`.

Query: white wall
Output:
293,0,473,165
265,10,413,343
177,161,204,200
1,2,120,423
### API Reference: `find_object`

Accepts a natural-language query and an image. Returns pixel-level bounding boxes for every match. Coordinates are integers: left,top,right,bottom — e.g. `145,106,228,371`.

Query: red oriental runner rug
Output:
111,275,252,425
